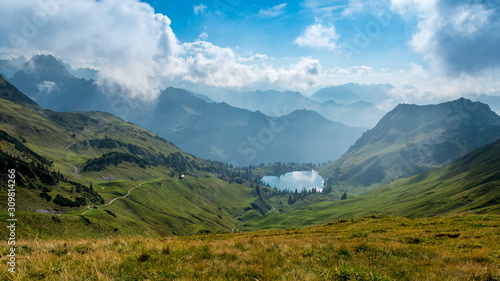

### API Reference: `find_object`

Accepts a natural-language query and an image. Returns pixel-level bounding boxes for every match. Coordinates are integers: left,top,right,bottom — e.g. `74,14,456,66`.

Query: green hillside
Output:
243,137,500,230
0,76,266,236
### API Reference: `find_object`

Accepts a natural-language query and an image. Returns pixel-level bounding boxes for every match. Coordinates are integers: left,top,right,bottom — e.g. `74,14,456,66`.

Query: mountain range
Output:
5,55,366,165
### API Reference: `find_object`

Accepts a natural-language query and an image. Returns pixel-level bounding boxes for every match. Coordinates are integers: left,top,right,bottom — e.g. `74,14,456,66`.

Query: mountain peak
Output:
20,54,71,78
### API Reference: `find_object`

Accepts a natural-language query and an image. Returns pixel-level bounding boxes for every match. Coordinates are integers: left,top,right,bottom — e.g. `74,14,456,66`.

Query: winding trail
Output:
78,178,163,216
232,211,246,232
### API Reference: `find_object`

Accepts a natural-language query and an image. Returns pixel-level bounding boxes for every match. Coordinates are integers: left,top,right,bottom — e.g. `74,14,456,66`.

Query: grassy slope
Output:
0,98,185,182
243,138,500,230
0,177,255,238
1,214,498,280
0,79,258,236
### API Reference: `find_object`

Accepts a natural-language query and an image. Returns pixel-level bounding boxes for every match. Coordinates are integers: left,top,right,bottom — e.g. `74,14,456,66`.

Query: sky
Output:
0,0,499,102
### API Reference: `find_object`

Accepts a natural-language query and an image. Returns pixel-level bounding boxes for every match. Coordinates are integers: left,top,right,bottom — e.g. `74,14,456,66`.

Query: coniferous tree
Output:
341,192,347,200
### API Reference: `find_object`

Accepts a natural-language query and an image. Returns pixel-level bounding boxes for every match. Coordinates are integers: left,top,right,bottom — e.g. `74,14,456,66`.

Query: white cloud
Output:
295,23,340,52
391,0,500,76
198,32,208,41
193,4,208,15
342,0,391,17
237,53,269,62
36,80,58,94
304,0,347,20
0,0,182,100
258,3,287,17
264,57,322,89
326,65,374,76
181,41,320,90
0,0,324,96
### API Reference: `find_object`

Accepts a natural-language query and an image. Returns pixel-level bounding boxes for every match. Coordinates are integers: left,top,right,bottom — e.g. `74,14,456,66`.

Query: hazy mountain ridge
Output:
9,55,106,112
0,56,26,79
134,87,364,166
6,55,365,166
319,98,500,190
310,83,393,104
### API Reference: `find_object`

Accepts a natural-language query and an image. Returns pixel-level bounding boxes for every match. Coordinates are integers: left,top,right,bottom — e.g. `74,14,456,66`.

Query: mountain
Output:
7,56,364,165
311,85,361,104
223,90,320,116
310,83,393,104
315,100,385,128
9,54,107,112
133,87,364,166
318,98,500,191
0,56,26,78
211,89,385,128
0,77,268,236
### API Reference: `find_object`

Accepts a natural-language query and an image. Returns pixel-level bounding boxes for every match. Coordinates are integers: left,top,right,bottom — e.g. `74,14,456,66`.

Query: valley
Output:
1,1,500,279
0,56,499,280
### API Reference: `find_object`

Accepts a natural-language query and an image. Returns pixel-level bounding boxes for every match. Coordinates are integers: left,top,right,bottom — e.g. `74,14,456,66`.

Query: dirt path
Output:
78,178,163,216
232,211,246,232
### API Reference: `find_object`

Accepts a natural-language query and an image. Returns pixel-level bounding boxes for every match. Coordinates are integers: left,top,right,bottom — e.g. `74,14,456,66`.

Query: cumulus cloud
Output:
181,41,261,88
258,3,287,17
0,0,182,100
0,0,324,97
391,0,500,76
264,57,322,89
181,41,320,89
295,23,340,52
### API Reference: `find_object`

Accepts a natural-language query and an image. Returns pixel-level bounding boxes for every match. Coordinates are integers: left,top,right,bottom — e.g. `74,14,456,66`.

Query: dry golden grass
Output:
1,214,499,280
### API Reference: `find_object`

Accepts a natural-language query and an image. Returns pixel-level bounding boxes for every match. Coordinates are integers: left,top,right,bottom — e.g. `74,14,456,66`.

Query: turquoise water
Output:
261,170,324,192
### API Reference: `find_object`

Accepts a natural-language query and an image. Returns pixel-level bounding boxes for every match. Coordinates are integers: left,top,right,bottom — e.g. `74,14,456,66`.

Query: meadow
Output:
1,214,499,280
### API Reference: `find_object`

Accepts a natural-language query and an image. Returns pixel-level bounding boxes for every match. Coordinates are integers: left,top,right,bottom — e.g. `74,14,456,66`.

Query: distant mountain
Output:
0,56,26,78
223,90,320,116
133,87,364,166
219,89,386,128
311,83,393,104
315,100,385,128
9,54,106,112
318,98,500,190
7,56,364,165
58,59,99,80
311,85,360,104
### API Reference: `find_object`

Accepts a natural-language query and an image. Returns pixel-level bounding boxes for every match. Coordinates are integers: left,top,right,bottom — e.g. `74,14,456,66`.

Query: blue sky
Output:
1,0,499,101
145,0,420,70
